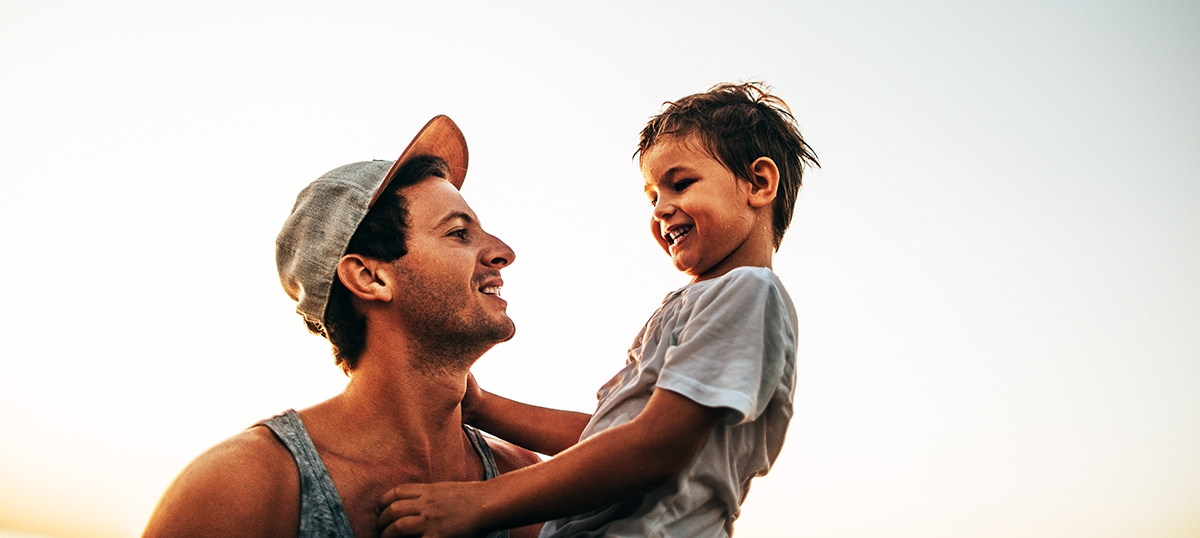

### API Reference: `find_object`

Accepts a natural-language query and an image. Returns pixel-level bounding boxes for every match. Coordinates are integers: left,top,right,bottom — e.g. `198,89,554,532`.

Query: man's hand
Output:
378,481,489,538
461,373,486,425
458,375,591,456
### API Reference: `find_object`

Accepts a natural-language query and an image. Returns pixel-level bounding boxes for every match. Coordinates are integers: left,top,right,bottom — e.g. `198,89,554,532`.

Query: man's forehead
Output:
401,177,479,226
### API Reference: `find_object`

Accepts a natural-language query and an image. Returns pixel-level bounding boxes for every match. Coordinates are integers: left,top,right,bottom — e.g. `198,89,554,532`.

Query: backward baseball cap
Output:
276,115,468,329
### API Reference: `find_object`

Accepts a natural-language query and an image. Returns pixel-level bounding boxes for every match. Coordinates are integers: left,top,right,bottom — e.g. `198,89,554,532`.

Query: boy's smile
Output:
642,135,773,281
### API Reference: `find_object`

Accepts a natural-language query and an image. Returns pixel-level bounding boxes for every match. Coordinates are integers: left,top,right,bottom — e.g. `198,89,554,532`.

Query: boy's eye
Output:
672,179,697,192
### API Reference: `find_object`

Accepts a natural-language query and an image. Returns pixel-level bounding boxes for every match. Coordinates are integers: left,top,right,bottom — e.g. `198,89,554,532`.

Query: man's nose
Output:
483,233,515,268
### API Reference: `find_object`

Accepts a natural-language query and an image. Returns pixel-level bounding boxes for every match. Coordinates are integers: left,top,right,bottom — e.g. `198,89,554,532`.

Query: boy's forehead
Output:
641,134,717,179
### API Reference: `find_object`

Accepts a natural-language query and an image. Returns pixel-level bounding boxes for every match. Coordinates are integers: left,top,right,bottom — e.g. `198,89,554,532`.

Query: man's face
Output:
388,177,516,367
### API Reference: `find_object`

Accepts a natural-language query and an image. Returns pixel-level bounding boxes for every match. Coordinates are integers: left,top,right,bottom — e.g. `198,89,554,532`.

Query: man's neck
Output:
301,347,477,481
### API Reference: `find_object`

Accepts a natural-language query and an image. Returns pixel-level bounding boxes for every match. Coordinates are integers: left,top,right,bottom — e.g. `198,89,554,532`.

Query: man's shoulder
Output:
196,425,298,482
482,436,544,538
485,435,542,473
143,425,299,538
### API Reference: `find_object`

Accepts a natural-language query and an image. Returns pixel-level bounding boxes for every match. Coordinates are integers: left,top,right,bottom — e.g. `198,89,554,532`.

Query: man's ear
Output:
746,157,780,209
335,254,394,303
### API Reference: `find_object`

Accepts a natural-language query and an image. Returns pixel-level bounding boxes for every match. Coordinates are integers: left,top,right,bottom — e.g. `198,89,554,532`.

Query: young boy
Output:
378,82,819,537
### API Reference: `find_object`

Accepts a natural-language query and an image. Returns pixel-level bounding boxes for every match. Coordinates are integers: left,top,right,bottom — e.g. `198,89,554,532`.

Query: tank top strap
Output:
463,425,510,538
259,410,356,538
260,413,510,538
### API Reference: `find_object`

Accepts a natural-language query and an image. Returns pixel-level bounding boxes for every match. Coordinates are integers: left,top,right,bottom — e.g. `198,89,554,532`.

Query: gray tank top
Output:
260,409,509,538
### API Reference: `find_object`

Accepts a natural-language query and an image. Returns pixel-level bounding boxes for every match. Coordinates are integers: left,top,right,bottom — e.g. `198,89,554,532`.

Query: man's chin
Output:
453,318,515,352
478,315,516,344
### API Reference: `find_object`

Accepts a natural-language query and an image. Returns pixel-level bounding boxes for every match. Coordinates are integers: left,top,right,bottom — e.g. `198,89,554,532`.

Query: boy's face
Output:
641,135,759,280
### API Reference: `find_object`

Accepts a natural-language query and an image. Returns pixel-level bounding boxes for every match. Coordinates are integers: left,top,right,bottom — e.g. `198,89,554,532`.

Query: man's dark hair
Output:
304,156,452,371
637,81,820,249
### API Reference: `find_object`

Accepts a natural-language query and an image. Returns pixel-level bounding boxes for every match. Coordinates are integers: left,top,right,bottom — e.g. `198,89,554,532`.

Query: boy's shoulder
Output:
677,266,792,315
690,266,785,295
724,265,780,281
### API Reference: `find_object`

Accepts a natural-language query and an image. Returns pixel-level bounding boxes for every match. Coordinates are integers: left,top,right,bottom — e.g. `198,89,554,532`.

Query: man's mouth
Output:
664,225,692,245
480,285,502,296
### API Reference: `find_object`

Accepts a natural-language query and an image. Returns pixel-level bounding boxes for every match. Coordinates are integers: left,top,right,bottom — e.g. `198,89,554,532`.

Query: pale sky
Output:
1,1,1198,537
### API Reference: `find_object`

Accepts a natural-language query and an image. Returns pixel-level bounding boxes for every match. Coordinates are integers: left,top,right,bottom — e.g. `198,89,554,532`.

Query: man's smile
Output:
478,276,504,296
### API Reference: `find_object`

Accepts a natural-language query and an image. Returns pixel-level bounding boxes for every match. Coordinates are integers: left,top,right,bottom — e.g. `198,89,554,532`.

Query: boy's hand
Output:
378,481,489,538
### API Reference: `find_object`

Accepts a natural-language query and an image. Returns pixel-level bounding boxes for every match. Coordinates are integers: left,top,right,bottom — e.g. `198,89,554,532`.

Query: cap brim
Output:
369,115,468,207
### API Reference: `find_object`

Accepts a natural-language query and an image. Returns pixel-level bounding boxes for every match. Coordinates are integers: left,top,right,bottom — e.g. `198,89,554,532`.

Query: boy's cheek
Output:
650,217,671,253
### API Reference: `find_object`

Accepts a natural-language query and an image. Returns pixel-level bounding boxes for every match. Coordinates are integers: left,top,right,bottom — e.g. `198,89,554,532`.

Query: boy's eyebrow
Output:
648,165,694,184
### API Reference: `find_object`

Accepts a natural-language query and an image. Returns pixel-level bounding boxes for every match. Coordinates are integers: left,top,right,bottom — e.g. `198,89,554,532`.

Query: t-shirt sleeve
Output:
656,269,795,425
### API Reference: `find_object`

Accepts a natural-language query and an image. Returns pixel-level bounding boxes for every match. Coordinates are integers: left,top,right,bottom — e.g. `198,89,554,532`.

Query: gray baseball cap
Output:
276,115,468,329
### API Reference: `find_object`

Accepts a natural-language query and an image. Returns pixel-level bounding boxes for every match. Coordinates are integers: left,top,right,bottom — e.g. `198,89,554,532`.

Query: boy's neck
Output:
693,223,776,282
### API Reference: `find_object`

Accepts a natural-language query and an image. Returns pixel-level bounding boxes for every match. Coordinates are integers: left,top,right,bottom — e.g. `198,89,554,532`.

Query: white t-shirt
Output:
539,266,798,538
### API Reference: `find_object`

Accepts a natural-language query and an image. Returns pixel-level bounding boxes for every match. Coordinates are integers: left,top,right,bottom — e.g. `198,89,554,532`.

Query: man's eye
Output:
449,229,468,240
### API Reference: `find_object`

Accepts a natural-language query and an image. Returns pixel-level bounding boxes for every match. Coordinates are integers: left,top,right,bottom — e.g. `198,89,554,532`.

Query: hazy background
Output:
1,1,1198,537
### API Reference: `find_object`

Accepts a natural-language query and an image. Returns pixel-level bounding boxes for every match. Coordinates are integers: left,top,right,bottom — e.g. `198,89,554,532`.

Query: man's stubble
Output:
392,265,515,377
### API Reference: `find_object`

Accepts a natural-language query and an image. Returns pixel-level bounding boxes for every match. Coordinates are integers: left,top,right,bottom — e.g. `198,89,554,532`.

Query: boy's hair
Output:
306,155,451,372
637,82,819,248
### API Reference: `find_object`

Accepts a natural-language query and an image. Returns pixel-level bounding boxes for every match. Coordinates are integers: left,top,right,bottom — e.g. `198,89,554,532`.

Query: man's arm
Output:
142,427,298,538
463,373,592,456
380,388,722,538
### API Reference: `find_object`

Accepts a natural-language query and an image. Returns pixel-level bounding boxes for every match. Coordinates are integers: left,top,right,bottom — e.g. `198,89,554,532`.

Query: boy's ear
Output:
746,157,780,208
335,254,395,303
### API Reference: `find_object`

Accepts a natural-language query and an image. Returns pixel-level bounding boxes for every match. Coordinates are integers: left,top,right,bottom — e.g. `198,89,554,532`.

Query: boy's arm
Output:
379,388,722,538
463,373,592,455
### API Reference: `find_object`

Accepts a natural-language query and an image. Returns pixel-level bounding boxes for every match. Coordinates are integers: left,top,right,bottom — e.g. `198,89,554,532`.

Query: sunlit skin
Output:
373,140,785,538
141,176,543,538
360,178,518,372
377,387,722,538
641,134,781,282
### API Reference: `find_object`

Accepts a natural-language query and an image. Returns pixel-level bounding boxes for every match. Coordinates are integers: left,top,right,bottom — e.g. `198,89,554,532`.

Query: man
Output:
143,116,542,538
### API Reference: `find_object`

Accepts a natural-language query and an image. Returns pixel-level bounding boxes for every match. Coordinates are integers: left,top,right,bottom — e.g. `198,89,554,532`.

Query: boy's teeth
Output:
666,226,692,244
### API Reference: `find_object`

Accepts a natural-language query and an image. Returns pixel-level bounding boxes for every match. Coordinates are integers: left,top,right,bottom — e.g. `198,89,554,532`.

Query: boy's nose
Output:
652,197,675,221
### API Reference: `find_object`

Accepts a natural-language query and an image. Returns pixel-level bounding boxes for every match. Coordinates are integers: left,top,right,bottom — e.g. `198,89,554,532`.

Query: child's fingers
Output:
379,513,429,538
379,484,425,508
377,498,425,535
377,498,413,522
377,482,482,538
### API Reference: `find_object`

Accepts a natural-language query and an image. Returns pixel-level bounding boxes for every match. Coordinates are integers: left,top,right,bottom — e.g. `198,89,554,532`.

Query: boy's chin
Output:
670,257,691,273
673,260,705,278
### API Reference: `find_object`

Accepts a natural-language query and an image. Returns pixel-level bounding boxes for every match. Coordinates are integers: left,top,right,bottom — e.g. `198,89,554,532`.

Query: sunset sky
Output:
1,1,1198,537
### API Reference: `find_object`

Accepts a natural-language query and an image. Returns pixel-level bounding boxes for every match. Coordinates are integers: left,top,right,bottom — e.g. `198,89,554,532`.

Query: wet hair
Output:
305,156,451,372
637,81,819,248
